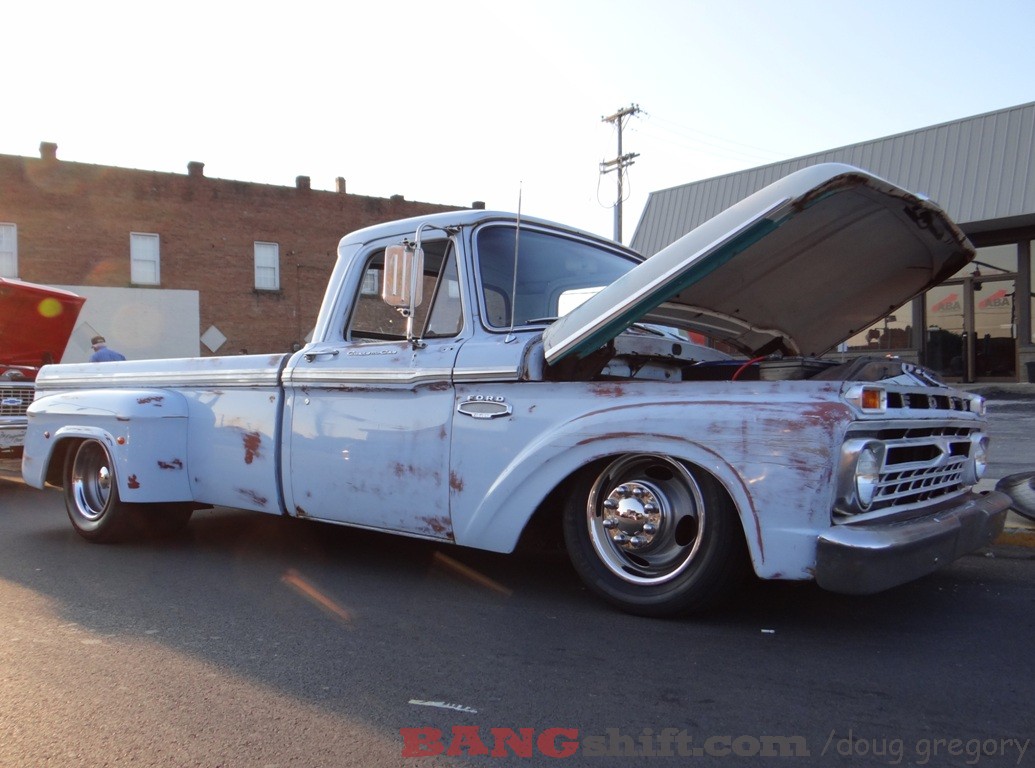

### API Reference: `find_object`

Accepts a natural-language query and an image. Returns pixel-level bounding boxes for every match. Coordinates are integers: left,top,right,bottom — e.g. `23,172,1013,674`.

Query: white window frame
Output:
254,241,280,291
130,232,161,286
0,223,17,278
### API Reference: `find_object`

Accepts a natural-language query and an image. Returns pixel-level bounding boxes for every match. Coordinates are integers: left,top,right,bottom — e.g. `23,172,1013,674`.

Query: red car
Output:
0,278,84,455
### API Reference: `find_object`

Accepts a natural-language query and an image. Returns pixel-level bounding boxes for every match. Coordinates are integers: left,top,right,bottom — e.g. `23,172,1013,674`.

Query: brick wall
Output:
0,146,464,355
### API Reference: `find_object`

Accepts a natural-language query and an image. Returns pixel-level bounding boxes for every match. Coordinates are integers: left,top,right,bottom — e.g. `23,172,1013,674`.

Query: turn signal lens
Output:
860,387,886,412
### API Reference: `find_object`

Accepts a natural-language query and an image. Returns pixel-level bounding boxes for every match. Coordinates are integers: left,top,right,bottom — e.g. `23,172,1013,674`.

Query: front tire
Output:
563,454,747,616
63,439,192,542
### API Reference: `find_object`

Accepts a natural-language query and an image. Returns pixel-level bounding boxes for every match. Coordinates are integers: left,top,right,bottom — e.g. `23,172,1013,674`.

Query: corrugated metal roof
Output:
631,102,1035,256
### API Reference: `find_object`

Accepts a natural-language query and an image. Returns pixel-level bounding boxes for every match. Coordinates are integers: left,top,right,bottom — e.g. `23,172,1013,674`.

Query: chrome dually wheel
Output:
564,454,748,616
588,455,706,584
68,439,115,525
63,439,192,542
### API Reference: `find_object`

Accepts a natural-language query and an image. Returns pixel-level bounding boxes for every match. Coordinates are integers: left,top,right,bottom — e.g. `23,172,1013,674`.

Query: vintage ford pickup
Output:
22,164,1011,615
0,278,83,455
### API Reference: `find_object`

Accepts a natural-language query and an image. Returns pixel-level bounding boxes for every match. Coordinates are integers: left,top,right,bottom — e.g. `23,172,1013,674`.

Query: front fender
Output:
448,388,851,582
453,429,765,559
22,389,192,503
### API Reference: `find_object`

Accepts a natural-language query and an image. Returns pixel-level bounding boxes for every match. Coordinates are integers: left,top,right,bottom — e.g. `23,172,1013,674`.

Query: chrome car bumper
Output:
815,490,1011,594
0,421,27,452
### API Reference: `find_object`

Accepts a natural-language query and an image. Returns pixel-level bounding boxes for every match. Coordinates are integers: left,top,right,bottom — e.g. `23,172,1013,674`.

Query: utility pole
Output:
600,103,641,242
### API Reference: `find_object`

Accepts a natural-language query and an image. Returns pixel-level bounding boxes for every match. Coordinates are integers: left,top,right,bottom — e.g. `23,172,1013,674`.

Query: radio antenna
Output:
505,184,523,343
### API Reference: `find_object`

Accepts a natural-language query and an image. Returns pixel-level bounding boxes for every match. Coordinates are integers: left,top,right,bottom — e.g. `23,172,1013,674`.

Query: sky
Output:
4,0,1033,245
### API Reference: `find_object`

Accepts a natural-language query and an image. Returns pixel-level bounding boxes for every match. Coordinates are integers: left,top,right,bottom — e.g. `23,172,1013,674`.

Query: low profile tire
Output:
563,454,748,617
63,439,192,542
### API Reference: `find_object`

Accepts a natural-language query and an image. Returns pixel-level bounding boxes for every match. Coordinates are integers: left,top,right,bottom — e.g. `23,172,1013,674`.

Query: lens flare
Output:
38,297,63,318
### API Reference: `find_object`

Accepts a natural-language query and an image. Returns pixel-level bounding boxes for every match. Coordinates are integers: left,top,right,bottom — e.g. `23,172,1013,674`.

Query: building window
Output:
360,269,379,295
954,242,1017,279
0,223,16,278
254,242,280,290
130,232,160,285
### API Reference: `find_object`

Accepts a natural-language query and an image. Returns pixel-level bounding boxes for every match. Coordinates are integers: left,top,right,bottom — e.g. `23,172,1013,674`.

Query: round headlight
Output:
855,445,882,510
973,437,989,480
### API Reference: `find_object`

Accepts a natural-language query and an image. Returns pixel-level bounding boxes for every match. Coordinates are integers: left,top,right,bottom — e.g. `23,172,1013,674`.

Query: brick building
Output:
0,142,468,360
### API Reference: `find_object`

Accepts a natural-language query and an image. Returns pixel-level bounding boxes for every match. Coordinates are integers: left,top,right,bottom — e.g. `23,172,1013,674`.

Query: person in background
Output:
89,335,126,362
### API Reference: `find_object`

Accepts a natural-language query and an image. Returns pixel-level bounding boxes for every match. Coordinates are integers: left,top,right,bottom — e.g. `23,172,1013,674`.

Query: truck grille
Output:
876,427,975,510
840,424,979,517
0,386,34,417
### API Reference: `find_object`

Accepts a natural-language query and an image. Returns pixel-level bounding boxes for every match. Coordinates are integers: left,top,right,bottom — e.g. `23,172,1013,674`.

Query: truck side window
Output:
476,226,637,328
346,240,461,342
422,246,463,338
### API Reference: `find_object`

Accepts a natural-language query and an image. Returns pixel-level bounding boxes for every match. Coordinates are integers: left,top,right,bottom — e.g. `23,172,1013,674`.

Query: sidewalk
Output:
975,478,1035,548
964,383,1035,548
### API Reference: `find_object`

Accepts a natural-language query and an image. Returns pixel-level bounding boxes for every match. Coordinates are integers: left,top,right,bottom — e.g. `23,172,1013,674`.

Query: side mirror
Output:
382,243,424,309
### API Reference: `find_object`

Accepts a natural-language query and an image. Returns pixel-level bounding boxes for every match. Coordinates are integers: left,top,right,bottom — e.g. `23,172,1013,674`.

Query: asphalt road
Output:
1,477,1033,768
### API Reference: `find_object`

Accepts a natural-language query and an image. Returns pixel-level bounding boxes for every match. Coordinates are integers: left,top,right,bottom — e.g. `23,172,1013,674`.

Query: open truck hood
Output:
0,278,85,368
543,163,974,364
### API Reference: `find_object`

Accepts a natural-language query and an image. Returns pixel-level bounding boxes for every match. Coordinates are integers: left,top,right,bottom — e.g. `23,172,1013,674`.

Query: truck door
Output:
282,239,465,540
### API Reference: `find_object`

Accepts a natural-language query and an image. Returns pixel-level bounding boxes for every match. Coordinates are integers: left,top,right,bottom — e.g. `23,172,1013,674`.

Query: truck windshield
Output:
476,225,638,329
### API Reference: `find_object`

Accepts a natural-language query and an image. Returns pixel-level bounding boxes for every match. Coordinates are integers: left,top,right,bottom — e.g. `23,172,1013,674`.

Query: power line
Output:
600,103,641,242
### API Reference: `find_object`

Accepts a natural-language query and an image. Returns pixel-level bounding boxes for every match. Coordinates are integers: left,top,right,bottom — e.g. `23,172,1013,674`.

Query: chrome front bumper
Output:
815,490,1011,594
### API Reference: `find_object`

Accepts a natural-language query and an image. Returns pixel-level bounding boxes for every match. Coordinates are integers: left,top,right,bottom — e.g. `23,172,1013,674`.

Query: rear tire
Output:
63,439,192,542
563,454,748,616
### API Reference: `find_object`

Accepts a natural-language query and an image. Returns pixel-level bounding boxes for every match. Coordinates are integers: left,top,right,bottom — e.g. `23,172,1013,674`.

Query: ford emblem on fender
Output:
457,395,512,420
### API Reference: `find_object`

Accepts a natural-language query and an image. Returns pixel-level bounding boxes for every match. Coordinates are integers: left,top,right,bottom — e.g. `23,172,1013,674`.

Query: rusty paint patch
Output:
243,430,262,465
449,471,464,492
127,474,141,489
137,395,165,405
800,402,852,433
590,383,626,398
418,515,451,535
157,459,184,470
237,488,268,506
295,505,308,518
575,431,674,447
392,462,407,478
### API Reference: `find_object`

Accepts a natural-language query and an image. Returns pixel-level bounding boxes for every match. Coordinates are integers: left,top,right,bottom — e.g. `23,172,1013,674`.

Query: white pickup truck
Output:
22,164,1010,616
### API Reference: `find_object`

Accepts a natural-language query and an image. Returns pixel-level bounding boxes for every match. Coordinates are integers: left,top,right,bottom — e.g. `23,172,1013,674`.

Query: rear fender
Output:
23,389,191,502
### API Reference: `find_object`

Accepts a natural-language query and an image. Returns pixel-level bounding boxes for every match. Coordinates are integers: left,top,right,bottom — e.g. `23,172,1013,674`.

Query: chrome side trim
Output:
34,369,282,390
287,368,455,386
453,368,520,382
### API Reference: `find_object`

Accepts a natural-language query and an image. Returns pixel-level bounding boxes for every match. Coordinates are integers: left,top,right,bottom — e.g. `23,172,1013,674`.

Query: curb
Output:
995,510,1035,549
995,528,1035,549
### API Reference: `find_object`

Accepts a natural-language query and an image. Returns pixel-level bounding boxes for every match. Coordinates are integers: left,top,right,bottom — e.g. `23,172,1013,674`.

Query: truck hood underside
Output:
543,164,974,363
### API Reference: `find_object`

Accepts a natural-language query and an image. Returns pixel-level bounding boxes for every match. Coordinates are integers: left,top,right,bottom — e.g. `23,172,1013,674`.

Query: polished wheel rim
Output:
587,455,705,585
71,442,112,522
